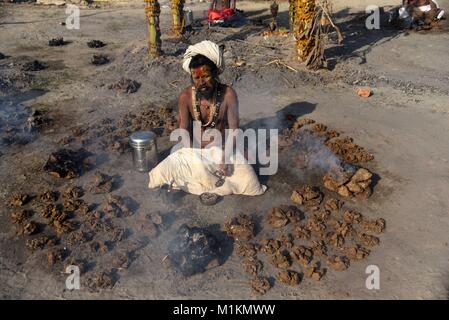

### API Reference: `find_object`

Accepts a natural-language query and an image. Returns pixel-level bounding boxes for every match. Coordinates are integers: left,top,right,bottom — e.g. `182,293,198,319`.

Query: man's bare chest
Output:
189,93,227,125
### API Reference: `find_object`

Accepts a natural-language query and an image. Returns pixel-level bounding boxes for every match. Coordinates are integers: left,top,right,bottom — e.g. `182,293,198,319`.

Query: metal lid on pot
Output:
129,131,156,148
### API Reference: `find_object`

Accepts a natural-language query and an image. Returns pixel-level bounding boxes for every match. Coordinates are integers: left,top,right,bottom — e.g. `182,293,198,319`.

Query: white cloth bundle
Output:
417,5,432,12
148,147,267,196
182,40,225,74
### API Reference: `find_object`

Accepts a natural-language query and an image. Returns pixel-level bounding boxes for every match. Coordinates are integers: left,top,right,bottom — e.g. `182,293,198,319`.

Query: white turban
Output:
182,40,225,74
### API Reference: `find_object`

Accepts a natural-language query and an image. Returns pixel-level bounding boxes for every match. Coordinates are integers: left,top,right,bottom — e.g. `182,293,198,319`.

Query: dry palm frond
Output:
294,0,316,61
293,0,343,69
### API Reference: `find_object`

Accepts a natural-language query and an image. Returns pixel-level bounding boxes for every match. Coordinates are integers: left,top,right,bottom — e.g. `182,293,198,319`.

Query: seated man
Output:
147,41,267,196
178,40,239,174
147,41,266,196
398,0,445,26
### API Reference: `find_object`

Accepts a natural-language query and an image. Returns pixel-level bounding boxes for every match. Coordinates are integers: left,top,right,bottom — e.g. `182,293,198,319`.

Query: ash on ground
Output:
167,224,226,277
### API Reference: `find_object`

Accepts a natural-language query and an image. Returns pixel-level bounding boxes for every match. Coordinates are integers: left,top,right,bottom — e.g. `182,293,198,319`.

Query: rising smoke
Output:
281,131,354,185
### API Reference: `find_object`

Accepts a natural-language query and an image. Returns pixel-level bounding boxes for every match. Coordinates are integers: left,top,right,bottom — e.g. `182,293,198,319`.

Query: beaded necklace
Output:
191,84,223,128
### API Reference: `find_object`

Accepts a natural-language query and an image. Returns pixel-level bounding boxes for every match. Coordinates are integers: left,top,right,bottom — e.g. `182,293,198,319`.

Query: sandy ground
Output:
1,0,449,299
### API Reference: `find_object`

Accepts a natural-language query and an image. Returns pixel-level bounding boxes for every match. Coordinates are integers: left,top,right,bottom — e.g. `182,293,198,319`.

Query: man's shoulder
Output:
221,85,238,107
221,84,237,98
179,86,192,101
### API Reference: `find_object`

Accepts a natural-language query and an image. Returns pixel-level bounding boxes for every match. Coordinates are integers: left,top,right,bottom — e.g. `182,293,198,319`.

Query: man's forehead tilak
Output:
191,65,212,78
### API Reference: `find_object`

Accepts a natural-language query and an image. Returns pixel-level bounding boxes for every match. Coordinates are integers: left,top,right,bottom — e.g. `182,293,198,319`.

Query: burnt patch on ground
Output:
167,224,224,277
48,37,67,47
22,60,47,72
87,40,106,48
91,54,110,65
109,78,141,94
43,148,94,179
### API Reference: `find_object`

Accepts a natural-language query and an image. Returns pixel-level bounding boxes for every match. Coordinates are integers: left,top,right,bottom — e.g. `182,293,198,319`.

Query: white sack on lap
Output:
148,147,267,196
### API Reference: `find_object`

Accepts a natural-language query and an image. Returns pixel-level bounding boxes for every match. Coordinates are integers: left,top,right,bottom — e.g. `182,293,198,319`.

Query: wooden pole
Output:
270,1,279,31
145,0,162,58
171,0,185,37
288,0,295,32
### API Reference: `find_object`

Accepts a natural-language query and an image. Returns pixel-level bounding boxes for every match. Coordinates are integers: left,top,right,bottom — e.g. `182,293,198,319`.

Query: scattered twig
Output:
169,80,179,88
266,59,279,66
266,59,298,73
319,2,344,44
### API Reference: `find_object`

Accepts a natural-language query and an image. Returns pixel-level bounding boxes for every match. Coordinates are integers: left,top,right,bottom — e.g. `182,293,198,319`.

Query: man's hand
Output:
218,163,234,177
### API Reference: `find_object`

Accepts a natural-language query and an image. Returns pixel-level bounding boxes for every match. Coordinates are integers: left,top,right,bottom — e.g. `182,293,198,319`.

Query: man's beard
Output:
197,82,216,100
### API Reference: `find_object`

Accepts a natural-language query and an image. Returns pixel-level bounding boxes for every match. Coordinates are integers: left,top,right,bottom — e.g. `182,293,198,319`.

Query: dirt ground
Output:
1,0,449,299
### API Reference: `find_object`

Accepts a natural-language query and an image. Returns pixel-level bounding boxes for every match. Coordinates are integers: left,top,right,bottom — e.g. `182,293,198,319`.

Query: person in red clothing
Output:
208,0,237,25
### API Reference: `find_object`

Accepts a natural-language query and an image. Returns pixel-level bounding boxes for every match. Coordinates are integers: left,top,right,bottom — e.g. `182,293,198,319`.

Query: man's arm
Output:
226,86,239,130
222,86,241,174
177,89,192,148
